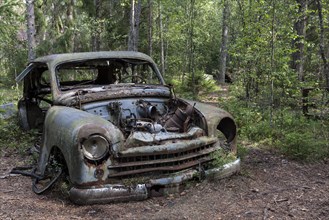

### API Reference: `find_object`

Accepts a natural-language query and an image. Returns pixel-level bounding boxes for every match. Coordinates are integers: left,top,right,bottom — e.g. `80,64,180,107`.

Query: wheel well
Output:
217,117,237,143
50,146,69,175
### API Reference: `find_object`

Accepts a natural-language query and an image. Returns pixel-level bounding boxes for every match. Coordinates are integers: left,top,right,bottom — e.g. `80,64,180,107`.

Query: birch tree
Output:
147,0,153,56
218,0,229,83
158,2,165,75
291,0,308,82
26,0,36,61
92,0,101,51
128,0,142,51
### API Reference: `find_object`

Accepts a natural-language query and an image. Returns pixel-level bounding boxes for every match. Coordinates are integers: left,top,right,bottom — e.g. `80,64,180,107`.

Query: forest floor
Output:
1,145,329,219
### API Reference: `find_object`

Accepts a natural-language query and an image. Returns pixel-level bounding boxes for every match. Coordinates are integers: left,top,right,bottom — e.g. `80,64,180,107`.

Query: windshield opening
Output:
56,58,161,91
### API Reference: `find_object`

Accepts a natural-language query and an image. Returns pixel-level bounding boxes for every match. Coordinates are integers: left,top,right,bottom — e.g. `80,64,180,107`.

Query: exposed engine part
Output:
107,101,122,126
136,99,159,119
104,99,195,135
108,101,121,113
164,104,194,132
121,108,137,134
135,121,164,133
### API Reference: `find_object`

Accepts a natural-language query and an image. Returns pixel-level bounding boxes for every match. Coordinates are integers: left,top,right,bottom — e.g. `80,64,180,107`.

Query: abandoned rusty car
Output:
16,51,240,204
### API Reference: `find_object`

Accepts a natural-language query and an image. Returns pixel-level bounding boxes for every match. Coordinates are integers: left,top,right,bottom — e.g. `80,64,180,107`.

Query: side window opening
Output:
19,64,52,130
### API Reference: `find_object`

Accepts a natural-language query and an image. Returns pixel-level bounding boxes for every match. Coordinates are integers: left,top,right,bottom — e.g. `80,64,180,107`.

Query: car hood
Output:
55,84,172,106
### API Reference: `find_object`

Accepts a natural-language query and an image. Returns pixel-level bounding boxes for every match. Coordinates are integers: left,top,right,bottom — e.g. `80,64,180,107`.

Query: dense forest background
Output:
0,0,329,161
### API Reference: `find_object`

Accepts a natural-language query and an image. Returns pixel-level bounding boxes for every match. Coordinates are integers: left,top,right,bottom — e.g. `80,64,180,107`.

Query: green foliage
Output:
237,144,249,160
211,148,237,168
0,0,26,86
0,0,22,41
169,71,218,100
222,90,329,161
0,86,21,105
0,88,34,156
278,131,328,161
0,116,37,155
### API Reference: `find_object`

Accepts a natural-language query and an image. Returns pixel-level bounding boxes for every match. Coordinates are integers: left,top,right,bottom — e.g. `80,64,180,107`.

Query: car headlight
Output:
81,135,109,160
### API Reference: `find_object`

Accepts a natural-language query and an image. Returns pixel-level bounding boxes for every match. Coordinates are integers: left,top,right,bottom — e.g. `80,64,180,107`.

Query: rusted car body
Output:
16,51,240,204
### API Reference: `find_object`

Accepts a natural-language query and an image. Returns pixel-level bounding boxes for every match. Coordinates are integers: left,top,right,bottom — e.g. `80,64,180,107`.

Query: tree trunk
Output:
128,0,135,51
92,0,101,51
128,0,141,51
291,0,308,82
158,3,165,75
135,0,141,51
316,0,329,89
188,0,195,97
218,0,229,83
291,0,308,114
66,0,75,52
147,0,153,56
269,0,276,125
26,0,36,61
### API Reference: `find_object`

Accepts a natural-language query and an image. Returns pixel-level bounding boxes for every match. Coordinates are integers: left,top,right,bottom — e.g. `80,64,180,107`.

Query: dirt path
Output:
1,147,328,220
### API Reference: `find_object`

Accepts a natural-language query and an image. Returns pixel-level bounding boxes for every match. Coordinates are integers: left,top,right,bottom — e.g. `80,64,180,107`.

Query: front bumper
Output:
69,158,241,205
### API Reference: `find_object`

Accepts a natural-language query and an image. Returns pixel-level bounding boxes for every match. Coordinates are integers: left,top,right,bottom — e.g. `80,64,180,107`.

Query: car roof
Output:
33,51,155,65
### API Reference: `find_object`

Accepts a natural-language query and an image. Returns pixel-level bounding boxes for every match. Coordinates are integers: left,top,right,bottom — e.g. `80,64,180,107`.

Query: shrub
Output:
222,94,329,161
277,131,329,161
211,148,237,168
0,116,37,155
168,71,218,100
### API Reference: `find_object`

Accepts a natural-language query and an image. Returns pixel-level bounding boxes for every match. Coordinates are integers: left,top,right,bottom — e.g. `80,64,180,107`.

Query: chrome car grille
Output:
108,137,220,178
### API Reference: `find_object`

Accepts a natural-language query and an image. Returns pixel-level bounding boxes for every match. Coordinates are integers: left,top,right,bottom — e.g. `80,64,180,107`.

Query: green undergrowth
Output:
168,71,219,100
0,116,37,156
236,144,249,159
0,85,21,105
211,148,237,168
0,86,36,156
222,97,329,162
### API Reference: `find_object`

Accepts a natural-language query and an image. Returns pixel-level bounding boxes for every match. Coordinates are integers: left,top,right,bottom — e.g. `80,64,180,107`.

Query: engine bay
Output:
81,98,205,139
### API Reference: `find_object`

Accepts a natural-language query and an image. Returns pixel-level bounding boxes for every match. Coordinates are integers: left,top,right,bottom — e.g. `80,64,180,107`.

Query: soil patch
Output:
1,148,329,219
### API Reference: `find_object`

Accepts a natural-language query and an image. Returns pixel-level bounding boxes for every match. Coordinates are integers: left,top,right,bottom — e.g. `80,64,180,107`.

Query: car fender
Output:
36,106,125,184
181,99,237,153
